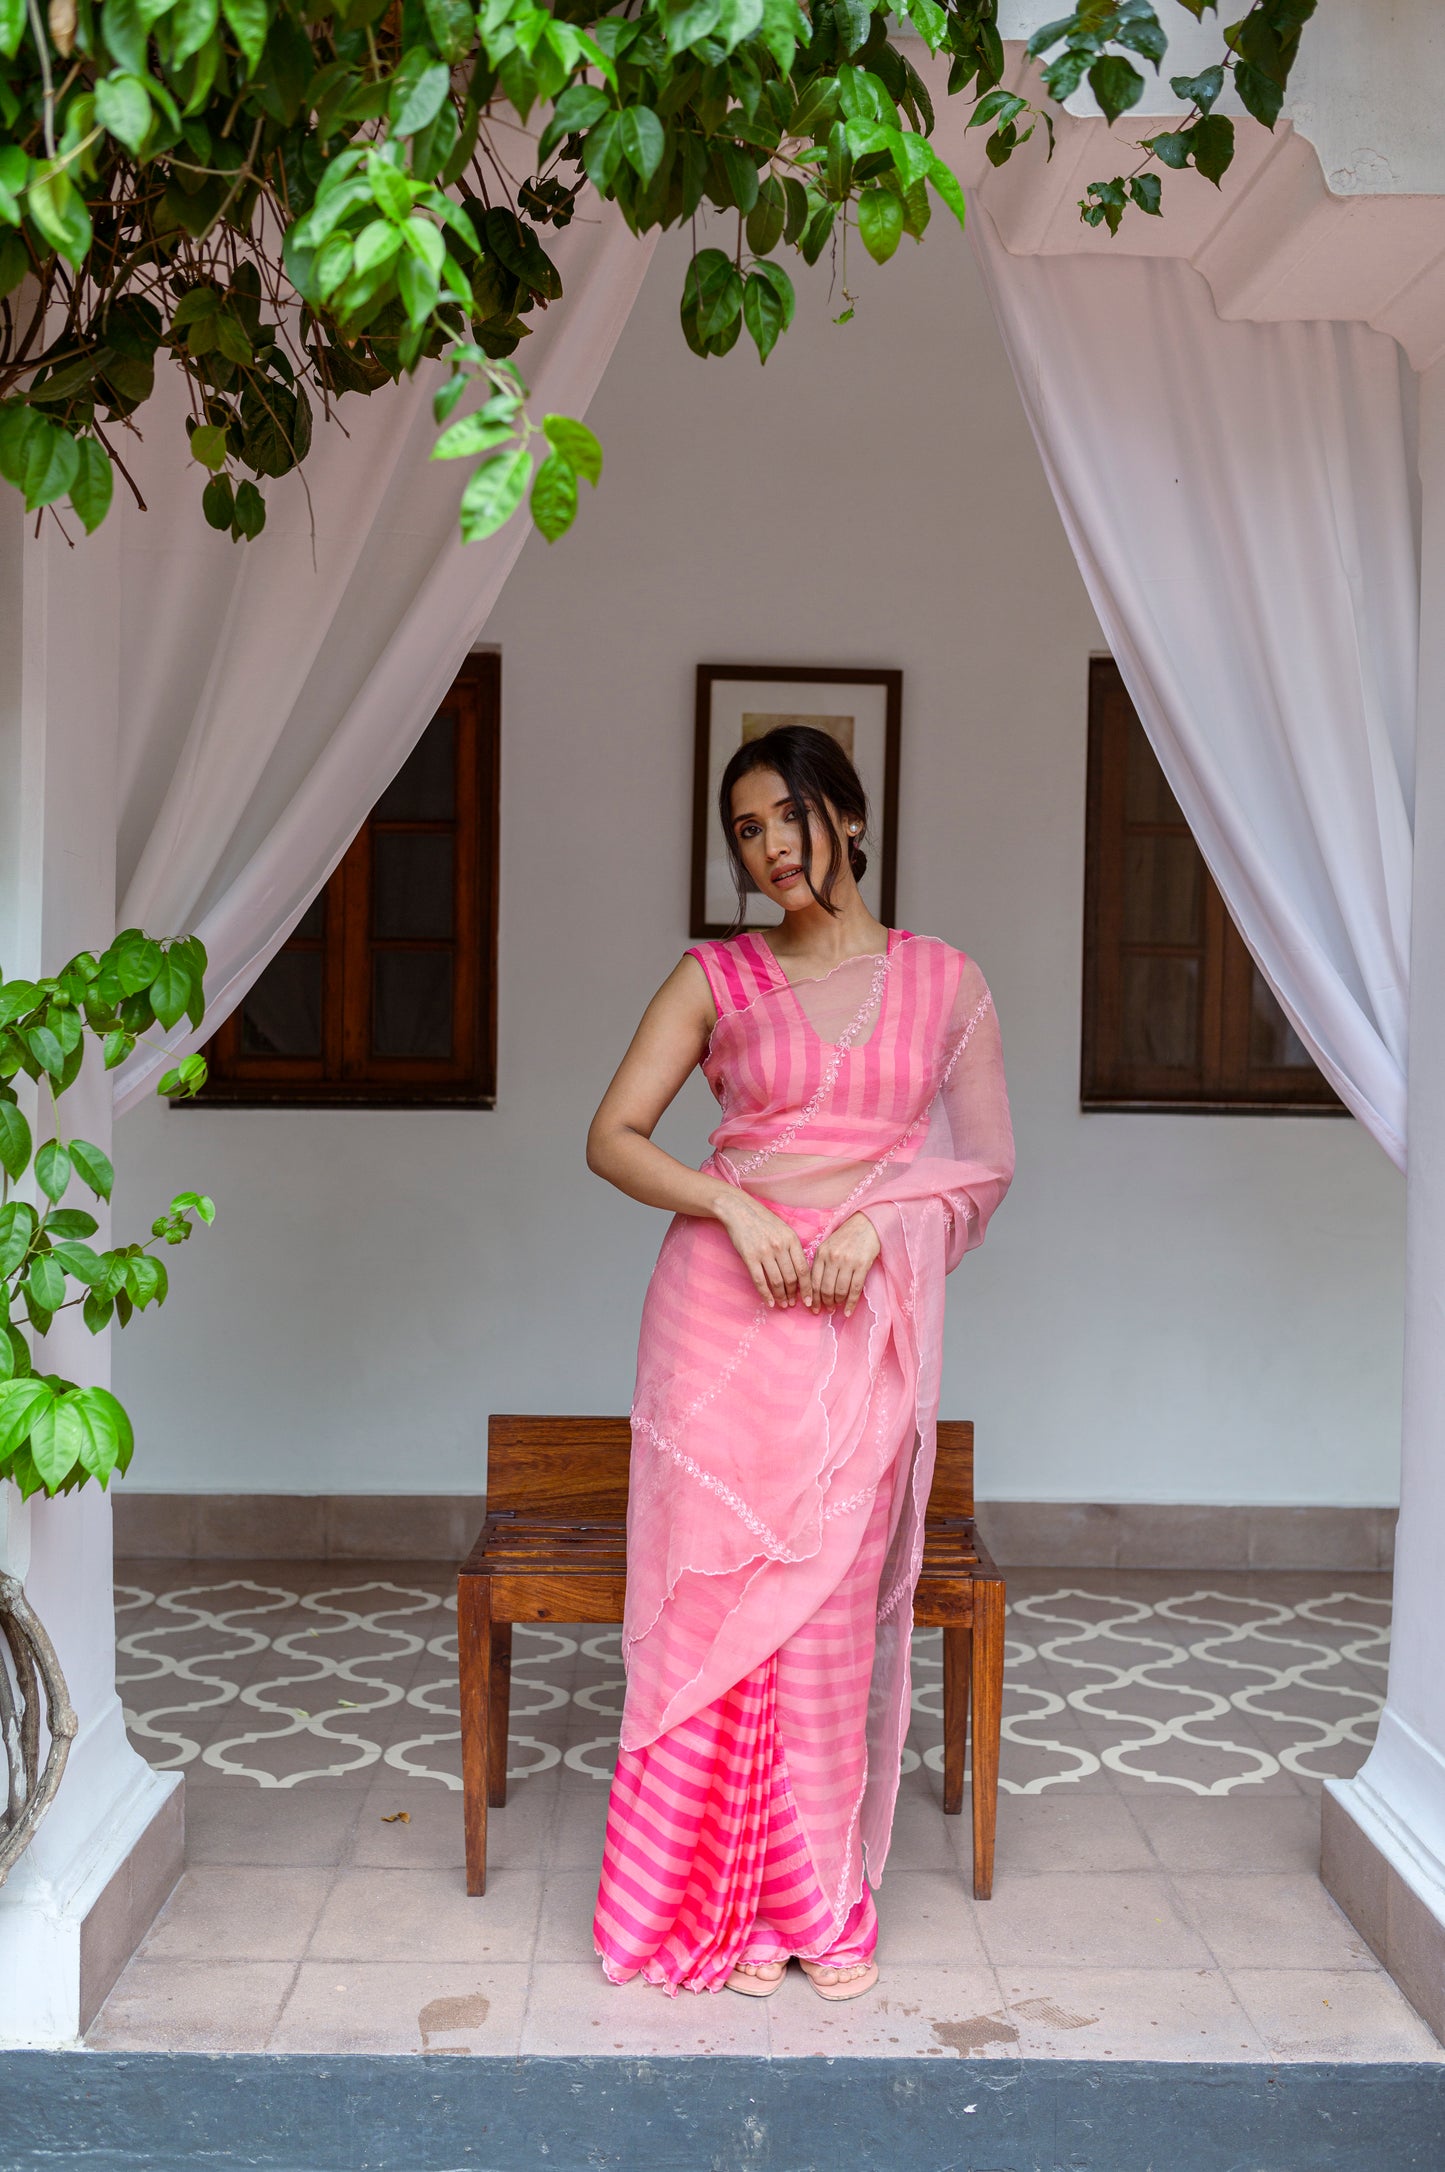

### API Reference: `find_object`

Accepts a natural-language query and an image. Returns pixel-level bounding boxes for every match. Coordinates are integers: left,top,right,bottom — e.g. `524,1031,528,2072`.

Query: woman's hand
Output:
807,1212,882,1318
713,1192,816,1311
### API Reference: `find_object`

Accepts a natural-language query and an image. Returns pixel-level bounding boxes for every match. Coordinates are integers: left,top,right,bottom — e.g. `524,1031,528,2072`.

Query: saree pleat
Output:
595,930,1014,1992
595,1473,894,1992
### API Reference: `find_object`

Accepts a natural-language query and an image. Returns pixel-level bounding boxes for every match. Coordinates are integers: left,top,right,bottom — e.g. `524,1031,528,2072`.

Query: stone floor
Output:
86,1560,1443,2064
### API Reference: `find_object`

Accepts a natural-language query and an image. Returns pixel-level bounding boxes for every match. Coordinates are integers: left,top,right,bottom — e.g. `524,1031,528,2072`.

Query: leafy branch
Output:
0,1,1319,543
0,931,214,1502
1024,0,1316,234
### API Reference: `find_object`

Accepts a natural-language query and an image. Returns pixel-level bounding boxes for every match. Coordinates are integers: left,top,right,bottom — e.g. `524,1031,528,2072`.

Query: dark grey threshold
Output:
1,2054,1442,2172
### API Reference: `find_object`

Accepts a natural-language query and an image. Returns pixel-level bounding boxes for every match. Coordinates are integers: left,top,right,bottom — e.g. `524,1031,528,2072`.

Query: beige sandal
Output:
798,1958,879,2003
725,1960,788,1997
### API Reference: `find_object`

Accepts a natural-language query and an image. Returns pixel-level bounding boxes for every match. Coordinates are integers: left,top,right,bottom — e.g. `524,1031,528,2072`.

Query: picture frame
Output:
690,664,902,939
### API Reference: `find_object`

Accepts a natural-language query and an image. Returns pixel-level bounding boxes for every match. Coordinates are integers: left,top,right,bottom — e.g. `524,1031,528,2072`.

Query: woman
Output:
585,724,1014,2002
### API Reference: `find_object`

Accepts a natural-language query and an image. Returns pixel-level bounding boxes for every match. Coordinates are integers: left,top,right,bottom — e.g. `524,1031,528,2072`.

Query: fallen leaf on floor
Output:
382,1810,411,1824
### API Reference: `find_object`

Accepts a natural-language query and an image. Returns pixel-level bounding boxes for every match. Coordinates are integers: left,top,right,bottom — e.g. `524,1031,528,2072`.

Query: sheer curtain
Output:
113,203,654,1111
971,206,1418,1167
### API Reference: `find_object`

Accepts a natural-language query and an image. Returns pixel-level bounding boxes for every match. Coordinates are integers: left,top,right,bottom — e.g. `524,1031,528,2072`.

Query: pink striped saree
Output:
594,929,1014,1993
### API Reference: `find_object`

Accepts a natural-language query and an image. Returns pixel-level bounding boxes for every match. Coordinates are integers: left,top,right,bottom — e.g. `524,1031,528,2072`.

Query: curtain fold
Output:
113,202,655,1112
970,206,1417,1167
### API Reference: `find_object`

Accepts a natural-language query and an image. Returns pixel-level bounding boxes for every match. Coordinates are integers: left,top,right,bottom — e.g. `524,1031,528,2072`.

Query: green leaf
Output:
927,148,967,231
68,1137,114,1202
147,952,191,1030
746,176,786,257
742,269,786,363
0,1201,35,1277
94,72,155,154
857,186,904,263
83,1290,114,1334
541,415,602,486
1170,64,1224,113
70,439,114,534
29,1392,84,1489
190,422,228,471
681,247,744,354
423,0,474,64
832,0,870,58
16,420,81,513
0,1099,29,1181
171,0,219,66
201,474,234,530
233,480,266,539
75,1386,127,1480
1129,172,1163,217
458,446,533,543
220,0,268,72
781,177,809,245
391,54,451,137
125,1253,165,1308
537,82,609,162
49,1240,103,1286
433,411,517,462
101,0,148,72
27,1024,65,1076
171,1189,216,1224
530,452,577,543
0,0,26,59
45,1208,98,1238
618,106,665,185
1190,111,1235,184
1088,55,1145,126
35,1138,71,1203
26,164,93,268
1235,59,1284,129
0,1378,52,1460
664,0,722,54
116,935,163,994
26,1254,64,1312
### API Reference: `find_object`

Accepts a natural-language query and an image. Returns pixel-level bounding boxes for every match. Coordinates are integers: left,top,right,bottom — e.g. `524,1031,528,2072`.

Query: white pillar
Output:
1322,356,1445,2043
0,499,182,2045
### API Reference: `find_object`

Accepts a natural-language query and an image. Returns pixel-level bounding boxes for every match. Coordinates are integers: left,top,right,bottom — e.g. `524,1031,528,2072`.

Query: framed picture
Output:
690,664,902,938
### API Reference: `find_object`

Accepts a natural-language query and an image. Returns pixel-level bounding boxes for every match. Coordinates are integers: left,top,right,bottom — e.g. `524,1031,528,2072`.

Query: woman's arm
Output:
586,956,815,1310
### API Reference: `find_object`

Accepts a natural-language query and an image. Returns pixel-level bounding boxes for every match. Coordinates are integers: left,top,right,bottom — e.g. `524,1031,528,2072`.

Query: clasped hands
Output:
714,1192,881,1318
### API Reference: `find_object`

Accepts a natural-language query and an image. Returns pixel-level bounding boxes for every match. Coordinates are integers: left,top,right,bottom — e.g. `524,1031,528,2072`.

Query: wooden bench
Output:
458,1413,1005,1900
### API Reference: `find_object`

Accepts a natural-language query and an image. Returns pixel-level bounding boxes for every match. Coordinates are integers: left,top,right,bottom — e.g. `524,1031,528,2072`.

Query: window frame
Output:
191,652,500,1110
1081,654,1344,1116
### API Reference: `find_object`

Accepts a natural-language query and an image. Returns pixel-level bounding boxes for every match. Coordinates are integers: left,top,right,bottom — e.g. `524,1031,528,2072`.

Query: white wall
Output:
113,222,1405,1505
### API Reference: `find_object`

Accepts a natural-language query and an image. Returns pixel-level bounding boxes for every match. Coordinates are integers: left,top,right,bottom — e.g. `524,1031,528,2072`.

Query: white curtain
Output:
113,203,655,1111
970,207,1418,1167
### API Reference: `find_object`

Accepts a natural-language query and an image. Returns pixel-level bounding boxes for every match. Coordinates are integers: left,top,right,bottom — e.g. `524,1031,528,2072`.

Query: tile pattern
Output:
91,1562,1441,2065
115,1567,1389,1796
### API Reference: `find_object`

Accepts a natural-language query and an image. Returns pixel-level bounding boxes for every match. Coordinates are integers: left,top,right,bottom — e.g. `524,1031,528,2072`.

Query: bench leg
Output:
488,1620,512,1808
970,1578,1004,1901
458,1574,490,1896
942,1623,970,1817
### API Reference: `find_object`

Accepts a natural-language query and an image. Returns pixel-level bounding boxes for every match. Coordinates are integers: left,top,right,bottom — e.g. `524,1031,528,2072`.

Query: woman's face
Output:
728,766,849,915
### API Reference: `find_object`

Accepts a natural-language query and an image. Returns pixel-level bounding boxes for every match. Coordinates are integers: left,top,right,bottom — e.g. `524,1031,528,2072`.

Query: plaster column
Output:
0,499,182,2046
1322,355,1445,2043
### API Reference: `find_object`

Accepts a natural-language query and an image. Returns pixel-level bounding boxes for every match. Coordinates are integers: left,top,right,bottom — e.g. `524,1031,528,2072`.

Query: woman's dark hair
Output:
718,724,870,935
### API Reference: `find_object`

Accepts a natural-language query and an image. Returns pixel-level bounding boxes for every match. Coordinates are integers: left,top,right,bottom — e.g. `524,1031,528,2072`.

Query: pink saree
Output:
594,929,1014,1993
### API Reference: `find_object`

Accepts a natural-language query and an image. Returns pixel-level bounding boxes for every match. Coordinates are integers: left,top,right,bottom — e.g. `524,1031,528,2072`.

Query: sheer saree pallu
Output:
594,929,1014,1993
